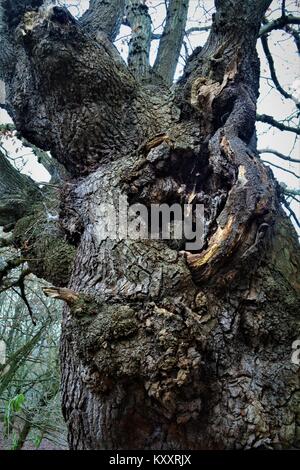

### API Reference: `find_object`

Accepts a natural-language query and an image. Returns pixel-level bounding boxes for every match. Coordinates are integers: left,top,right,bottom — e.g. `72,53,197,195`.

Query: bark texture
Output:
0,148,39,226
0,0,299,450
125,0,152,80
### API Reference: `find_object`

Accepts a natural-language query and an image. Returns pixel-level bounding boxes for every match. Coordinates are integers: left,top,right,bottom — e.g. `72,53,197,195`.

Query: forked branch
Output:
257,115,300,135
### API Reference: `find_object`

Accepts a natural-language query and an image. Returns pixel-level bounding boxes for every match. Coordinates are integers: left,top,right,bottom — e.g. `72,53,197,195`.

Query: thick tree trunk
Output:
0,0,299,450
0,149,39,226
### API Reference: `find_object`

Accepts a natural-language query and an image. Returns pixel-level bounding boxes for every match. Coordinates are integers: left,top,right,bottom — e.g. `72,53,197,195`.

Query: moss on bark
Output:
13,208,76,286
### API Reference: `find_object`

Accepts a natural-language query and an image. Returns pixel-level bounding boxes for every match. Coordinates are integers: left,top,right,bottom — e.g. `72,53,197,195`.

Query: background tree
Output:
0,0,299,450
0,274,67,449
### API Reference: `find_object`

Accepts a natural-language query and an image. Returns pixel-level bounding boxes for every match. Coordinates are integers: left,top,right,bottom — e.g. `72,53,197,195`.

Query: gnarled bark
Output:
80,0,125,42
0,0,299,450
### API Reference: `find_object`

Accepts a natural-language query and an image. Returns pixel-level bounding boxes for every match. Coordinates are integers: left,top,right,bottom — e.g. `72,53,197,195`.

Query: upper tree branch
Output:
0,2,139,175
80,0,125,42
262,159,300,179
180,0,272,91
260,34,300,108
258,148,300,164
257,114,300,135
185,25,211,36
125,0,152,80
1,120,68,183
152,24,212,41
153,0,189,86
149,12,300,47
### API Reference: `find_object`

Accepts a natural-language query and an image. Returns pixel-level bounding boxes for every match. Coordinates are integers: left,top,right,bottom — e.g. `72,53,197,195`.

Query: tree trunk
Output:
0,0,299,450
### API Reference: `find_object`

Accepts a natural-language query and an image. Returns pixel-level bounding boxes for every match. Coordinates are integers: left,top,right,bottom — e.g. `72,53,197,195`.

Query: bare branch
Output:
151,11,300,48
259,14,300,36
259,148,300,164
125,0,152,80
0,264,36,324
256,114,300,135
1,121,68,182
153,24,212,41
20,137,69,183
286,25,300,54
153,0,189,86
282,197,300,228
13,273,36,325
260,34,300,108
180,0,272,89
281,0,286,18
286,193,300,204
80,0,125,41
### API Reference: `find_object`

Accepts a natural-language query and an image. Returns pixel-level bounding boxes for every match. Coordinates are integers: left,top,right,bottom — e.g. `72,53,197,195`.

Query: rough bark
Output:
80,0,125,42
0,0,299,450
0,148,39,226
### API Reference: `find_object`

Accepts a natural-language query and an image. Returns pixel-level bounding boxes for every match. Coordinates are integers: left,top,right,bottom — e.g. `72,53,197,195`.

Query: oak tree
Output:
0,0,299,449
